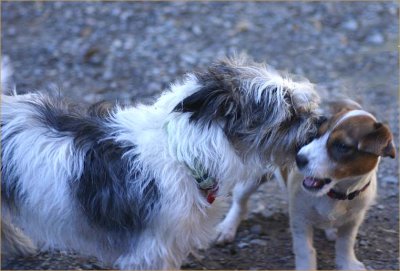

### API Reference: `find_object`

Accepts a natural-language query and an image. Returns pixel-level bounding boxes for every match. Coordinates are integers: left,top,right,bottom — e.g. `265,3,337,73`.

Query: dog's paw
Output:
324,228,337,241
215,223,238,244
337,259,366,270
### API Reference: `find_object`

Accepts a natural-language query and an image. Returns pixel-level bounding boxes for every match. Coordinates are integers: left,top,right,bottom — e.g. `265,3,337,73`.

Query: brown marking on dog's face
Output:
326,115,395,179
315,98,363,138
328,98,362,115
316,106,355,138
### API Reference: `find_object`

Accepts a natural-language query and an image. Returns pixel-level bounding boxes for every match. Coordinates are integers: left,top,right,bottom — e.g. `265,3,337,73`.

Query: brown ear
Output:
358,122,396,158
328,98,362,115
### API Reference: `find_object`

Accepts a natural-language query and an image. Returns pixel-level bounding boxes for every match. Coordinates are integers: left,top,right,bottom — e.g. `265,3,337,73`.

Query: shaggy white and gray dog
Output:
1,56,321,269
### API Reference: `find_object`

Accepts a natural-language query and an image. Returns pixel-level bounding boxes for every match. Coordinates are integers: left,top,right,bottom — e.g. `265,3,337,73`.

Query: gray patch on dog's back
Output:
4,96,160,233
1,56,13,93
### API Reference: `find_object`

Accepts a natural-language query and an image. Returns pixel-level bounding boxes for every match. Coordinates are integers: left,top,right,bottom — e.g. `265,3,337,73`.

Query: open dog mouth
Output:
302,177,331,191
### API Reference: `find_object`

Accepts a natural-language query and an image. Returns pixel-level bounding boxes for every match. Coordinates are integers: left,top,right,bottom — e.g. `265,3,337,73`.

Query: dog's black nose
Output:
296,154,308,169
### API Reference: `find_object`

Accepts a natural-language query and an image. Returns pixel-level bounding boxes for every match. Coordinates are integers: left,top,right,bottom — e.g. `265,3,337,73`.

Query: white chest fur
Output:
289,169,377,230
311,190,375,229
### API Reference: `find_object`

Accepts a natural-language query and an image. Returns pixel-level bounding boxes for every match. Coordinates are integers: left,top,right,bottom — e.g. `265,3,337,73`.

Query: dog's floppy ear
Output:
328,98,362,115
173,61,242,127
173,86,241,127
358,122,396,158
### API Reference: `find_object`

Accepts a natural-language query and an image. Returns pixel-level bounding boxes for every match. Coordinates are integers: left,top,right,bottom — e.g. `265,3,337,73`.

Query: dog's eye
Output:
334,141,353,154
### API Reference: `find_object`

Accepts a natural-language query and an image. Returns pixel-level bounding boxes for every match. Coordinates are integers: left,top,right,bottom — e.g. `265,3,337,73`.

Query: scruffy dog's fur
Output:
1,56,321,269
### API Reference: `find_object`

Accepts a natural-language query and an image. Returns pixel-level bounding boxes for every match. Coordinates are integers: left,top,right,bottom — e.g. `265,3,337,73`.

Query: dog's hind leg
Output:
215,177,267,244
1,220,37,262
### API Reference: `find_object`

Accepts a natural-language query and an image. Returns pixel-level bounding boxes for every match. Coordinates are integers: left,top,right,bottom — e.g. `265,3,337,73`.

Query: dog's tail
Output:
1,57,40,124
1,56,14,94
1,220,37,261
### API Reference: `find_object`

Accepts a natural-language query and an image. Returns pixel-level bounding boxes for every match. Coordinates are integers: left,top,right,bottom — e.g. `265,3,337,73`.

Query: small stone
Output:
359,240,368,246
112,39,123,49
181,54,196,65
235,20,252,33
111,7,121,16
124,37,135,50
250,239,268,246
313,20,322,31
120,11,132,21
377,204,384,210
389,6,397,15
148,82,161,92
342,19,358,31
192,25,202,35
102,70,114,81
385,237,393,243
382,176,397,184
86,6,95,15
366,33,384,45
237,241,249,248
7,26,16,36
250,224,263,235
84,93,102,103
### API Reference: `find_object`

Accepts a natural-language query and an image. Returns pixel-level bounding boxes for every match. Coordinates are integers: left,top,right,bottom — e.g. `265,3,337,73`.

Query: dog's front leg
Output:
216,180,261,244
291,218,316,270
116,251,180,270
335,217,366,270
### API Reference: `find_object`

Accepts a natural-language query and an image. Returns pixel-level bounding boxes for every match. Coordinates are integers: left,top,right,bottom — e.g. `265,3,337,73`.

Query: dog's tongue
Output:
303,177,325,188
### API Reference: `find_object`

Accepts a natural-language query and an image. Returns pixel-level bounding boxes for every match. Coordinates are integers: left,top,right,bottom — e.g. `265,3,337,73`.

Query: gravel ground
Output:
2,1,399,270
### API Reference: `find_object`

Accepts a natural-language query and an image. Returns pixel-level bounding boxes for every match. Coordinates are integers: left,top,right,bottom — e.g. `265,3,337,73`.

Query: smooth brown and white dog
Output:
288,99,395,270
217,99,396,270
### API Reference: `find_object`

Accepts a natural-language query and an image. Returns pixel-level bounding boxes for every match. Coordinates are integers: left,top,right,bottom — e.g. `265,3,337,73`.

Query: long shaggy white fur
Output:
1,56,321,269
